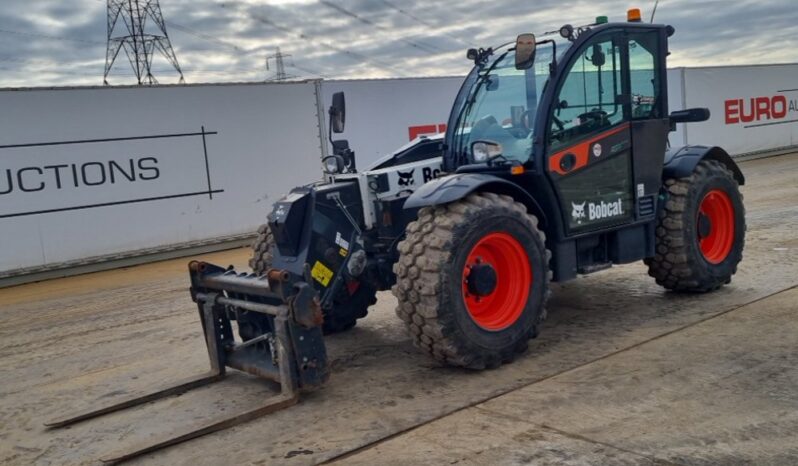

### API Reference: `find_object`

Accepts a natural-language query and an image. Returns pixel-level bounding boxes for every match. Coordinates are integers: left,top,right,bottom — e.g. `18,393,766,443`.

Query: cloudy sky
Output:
0,0,795,87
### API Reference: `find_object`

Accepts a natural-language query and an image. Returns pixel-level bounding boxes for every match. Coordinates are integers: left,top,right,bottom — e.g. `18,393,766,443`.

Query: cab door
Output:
546,30,635,235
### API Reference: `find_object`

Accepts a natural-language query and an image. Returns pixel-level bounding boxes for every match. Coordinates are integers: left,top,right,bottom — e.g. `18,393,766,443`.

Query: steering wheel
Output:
471,114,500,140
578,109,608,125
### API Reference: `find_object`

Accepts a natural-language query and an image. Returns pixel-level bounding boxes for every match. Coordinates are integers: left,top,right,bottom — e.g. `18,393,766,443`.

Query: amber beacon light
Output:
627,8,643,22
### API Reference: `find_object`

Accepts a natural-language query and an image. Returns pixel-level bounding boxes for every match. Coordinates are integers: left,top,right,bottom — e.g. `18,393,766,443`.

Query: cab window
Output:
629,31,663,119
549,33,624,151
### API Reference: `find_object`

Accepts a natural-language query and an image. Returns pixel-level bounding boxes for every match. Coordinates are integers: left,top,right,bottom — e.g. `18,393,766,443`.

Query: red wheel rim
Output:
462,232,531,331
698,189,735,264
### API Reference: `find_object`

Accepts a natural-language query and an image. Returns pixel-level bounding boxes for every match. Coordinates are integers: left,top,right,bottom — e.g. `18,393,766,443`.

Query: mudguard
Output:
403,172,547,225
664,145,745,185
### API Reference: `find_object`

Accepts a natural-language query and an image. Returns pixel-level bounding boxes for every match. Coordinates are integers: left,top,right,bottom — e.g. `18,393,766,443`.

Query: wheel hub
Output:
461,232,532,331
697,212,712,239
697,189,735,264
465,262,498,297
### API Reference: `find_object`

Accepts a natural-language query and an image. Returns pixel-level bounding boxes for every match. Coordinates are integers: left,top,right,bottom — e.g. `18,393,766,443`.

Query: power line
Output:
226,3,407,77
318,0,443,54
0,2,361,83
379,0,477,48
290,63,330,79
167,21,247,54
0,65,103,77
0,28,104,45
167,20,328,79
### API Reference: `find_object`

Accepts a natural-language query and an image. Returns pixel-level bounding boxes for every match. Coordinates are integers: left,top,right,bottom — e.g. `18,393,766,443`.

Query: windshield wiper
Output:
451,50,512,160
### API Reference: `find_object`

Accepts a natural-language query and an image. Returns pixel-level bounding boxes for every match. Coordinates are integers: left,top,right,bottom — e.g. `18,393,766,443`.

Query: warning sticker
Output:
311,261,334,287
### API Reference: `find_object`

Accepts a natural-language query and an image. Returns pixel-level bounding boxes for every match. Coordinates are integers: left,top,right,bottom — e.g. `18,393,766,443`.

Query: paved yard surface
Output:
0,153,796,465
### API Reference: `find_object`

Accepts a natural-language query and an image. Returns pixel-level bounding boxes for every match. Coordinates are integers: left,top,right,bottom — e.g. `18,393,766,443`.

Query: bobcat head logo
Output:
571,201,586,223
397,169,415,186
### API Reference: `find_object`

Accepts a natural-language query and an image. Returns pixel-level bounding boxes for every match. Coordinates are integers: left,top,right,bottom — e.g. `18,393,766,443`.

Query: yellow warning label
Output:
311,261,334,287
339,247,348,257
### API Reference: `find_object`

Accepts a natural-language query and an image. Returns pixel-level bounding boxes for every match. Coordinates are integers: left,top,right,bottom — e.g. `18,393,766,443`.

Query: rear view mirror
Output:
670,107,710,123
515,33,536,70
510,105,525,127
591,44,606,67
329,92,346,133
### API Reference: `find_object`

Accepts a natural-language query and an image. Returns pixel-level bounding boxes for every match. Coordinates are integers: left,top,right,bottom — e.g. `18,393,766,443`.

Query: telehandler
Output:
48,10,745,462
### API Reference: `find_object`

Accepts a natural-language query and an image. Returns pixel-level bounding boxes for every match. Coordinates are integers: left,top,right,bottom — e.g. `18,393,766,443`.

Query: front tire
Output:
646,159,745,292
392,193,550,370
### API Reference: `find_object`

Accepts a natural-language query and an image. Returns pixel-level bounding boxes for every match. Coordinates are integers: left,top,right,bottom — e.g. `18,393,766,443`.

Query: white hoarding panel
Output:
0,82,325,275
321,77,463,168
2,63,792,277
683,64,798,155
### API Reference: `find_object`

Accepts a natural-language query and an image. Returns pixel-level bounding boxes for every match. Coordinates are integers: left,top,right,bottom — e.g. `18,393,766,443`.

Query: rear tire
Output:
392,193,550,370
249,224,375,334
646,159,745,292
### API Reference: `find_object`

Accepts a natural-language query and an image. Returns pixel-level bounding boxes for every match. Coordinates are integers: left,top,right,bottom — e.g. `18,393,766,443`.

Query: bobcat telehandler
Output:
48,10,746,463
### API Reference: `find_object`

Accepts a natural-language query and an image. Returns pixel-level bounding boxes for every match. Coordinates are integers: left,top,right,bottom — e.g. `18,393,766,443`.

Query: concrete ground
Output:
1,153,797,466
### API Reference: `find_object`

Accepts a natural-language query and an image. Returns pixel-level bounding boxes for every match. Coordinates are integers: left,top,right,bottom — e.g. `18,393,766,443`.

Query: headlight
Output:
471,140,503,163
322,155,344,174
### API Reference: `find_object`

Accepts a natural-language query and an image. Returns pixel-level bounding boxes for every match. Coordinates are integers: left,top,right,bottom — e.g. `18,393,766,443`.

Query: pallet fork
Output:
46,261,329,464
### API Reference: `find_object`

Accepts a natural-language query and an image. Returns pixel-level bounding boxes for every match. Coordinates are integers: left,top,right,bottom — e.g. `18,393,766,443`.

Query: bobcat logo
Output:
397,169,415,186
571,201,586,223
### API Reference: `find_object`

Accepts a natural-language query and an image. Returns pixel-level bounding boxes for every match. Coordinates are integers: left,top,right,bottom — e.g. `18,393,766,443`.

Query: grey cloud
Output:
0,0,795,87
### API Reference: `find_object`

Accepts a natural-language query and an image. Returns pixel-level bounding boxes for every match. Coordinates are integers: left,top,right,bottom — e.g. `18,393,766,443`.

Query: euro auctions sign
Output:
683,65,798,155
725,94,798,127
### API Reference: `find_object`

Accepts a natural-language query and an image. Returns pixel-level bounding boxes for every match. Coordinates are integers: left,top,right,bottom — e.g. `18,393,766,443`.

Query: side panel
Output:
682,64,798,156
549,124,636,234
631,118,670,207
0,82,325,275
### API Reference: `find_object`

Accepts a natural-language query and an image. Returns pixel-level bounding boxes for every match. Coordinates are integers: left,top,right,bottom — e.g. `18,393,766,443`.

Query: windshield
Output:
447,37,571,166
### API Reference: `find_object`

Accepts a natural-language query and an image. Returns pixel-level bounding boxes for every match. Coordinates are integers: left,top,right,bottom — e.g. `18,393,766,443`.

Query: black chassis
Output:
267,180,415,311
404,22,745,283
265,134,445,307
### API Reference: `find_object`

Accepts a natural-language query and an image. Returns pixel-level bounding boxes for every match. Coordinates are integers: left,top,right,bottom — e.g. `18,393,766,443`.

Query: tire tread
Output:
392,193,551,369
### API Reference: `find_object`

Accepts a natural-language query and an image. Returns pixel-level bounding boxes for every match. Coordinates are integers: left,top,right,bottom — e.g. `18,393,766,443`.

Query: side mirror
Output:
515,33,536,70
670,107,710,123
329,91,346,133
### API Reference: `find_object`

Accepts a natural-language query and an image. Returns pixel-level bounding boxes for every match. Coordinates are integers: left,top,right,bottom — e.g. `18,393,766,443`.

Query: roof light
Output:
627,8,642,22
595,15,609,24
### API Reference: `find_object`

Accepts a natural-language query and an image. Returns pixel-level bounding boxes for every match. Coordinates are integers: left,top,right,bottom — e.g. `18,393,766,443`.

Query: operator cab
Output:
412,13,701,281
443,16,675,239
